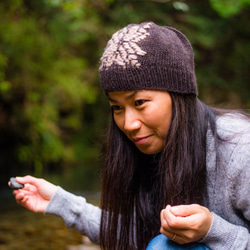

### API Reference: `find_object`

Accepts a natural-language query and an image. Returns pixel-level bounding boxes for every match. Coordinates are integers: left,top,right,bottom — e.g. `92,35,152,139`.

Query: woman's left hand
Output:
160,204,213,244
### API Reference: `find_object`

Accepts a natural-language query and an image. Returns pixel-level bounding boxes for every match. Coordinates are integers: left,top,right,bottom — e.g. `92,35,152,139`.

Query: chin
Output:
138,147,162,155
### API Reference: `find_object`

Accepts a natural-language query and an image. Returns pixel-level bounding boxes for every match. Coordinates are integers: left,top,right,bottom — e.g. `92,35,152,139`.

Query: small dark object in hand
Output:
10,177,24,189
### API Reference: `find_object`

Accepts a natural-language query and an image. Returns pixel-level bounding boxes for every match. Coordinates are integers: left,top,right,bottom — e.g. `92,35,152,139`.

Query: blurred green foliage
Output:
0,0,249,189
210,0,250,17
0,0,104,186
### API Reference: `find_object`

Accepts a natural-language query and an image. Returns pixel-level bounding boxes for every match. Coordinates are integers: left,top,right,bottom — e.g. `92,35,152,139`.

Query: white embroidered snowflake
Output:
100,23,152,70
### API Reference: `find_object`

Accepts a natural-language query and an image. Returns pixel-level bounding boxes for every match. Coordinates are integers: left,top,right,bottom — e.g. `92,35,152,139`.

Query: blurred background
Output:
0,0,249,249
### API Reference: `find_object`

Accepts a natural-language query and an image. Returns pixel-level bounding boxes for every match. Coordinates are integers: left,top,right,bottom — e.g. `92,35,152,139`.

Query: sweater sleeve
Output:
200,213,250,249
44,187,101,245
201,126,250,249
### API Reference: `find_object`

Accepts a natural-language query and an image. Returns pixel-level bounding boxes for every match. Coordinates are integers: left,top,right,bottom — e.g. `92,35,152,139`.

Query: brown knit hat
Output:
99,22,198,95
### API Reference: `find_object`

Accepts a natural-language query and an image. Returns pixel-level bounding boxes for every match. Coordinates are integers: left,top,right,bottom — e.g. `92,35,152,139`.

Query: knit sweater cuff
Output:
45,187,101,244
200,212,249,249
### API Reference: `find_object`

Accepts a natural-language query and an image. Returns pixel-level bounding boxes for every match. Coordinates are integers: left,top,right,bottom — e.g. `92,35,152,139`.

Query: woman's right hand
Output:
9,175,57,213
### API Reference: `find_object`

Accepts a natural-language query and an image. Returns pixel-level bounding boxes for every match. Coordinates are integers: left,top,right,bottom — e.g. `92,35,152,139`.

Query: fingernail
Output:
170,206,179,213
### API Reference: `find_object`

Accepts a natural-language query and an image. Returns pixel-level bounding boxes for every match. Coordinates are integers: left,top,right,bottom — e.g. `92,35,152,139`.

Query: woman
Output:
11,22,250,249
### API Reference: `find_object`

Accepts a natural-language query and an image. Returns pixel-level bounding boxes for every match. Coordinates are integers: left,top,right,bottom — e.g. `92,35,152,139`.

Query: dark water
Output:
0,189,100,250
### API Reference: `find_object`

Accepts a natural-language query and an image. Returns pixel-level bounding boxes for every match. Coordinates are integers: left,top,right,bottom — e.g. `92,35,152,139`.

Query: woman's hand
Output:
160,204,213,244
9,175,57,213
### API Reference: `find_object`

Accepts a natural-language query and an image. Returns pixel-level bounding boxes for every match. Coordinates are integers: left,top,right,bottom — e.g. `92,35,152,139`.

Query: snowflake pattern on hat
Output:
100,23,152,70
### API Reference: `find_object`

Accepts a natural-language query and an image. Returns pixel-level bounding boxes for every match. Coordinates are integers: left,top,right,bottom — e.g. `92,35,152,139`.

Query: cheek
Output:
151,109,172,135
157,116,171,136
161,101,172,133
113,116,124,131
162,115,171,134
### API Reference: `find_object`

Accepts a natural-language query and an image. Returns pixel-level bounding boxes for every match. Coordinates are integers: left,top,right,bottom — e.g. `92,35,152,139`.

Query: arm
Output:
200,212,249,249
200,150,250,250
45,187,101,244
160,128,250,249
11,175,101,244
200,128,250,249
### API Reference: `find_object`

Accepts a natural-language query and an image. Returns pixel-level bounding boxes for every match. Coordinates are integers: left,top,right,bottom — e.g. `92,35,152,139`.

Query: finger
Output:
161,205,191,230
13,190,18,195
15,191,24,203
168,204,210,229
160,206,167,224
13,183,36,194
160,226,179,240
161,206,178,233
15,190,33,206
170,204,201,217
160,208,191,243
22,183,38,192
162,205,180,226
20,195,29,204
14,188,33,200
15,190,28,200
159,224,171,237
16,175,41,185
160,210,182,242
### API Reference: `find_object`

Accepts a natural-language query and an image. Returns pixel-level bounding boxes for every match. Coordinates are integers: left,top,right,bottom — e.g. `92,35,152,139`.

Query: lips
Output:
132,135,151,144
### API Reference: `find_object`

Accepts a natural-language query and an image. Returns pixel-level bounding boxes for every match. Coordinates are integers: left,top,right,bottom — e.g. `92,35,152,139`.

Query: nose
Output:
123,109,141,132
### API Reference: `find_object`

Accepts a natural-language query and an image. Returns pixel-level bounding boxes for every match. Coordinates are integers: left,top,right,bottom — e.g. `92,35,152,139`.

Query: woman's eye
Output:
135,100,146,106
111,105,123,111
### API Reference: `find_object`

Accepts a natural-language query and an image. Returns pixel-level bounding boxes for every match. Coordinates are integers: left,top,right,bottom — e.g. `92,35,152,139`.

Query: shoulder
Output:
215,113,250,177
214,114,250,210
216,113,250,141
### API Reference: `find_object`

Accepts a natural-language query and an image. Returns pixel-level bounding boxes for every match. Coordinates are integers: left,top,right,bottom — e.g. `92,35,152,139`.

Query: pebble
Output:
9,177,24,189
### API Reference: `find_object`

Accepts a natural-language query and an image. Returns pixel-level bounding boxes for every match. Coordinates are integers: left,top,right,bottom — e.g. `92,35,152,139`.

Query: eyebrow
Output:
108,91,137,103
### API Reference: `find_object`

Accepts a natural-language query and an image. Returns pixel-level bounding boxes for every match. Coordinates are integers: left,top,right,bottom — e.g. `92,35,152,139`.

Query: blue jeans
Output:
146,234,210,250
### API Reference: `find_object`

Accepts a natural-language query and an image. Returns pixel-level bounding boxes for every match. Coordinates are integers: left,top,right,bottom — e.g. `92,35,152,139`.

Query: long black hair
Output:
100,92,218,249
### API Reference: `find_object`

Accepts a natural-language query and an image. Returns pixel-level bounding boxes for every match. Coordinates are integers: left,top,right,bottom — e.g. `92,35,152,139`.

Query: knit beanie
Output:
99,22,198,95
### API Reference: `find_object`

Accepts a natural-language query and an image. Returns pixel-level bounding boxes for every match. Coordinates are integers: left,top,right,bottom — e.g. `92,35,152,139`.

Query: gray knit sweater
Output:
45,114,250,249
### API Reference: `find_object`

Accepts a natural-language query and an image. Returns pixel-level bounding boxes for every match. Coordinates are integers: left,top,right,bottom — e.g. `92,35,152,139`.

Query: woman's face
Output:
108,90,172,154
